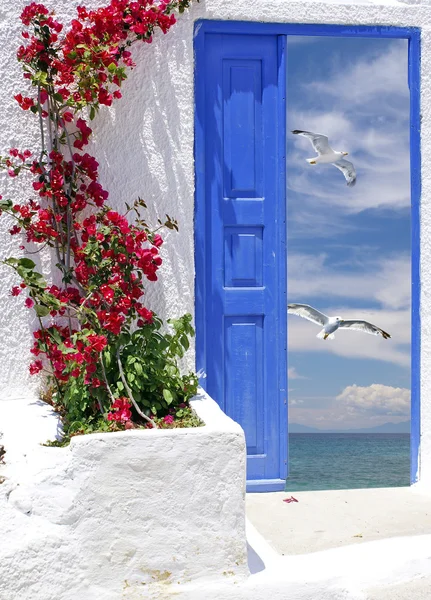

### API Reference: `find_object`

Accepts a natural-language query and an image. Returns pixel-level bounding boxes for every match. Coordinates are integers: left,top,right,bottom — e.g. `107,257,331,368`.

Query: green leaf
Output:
117,381,124,392
30,272,47,289
180,335,189,351
118,333,131,346
61,347,78,355
134,362,143,376
103,351,111,368
107,62,117,73
49,328,62,345
4,257,18,266
89,106,96,121
165,365,178,377
17,258,36,270
131,377,143,391
34,304,50,317
163,389,174,405
0,199,13,211
33,70,48,84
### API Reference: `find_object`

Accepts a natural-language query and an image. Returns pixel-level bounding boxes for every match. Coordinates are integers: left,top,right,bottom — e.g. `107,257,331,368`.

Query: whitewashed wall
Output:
0,0,430,482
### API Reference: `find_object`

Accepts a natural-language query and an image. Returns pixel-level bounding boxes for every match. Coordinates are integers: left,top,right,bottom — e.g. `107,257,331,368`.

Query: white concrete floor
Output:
246,487,431,555
366,577,431,600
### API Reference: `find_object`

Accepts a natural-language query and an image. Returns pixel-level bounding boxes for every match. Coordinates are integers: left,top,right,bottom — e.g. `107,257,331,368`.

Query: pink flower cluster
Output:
107,397,132,422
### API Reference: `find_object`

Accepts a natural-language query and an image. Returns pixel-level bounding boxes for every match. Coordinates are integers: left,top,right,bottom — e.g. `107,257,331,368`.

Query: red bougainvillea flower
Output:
107,397,132,423
152,234,163,247
25,297,34,308
20,3,49,26
100,284,115,304
10,286,22,296
14,93,34,110
163,414,174,424
87,334,108,353
137,306,153,323
29,359,43,375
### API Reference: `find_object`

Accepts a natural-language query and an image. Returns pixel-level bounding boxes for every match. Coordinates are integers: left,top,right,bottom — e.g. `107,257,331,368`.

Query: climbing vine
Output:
0,1,199,433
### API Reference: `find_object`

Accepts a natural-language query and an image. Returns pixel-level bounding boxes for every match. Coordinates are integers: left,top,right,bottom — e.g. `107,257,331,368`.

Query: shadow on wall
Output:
84,21,195,342
247,542,266,574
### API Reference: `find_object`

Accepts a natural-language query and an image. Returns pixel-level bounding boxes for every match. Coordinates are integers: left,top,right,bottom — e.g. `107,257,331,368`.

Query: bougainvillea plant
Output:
0,1,199,435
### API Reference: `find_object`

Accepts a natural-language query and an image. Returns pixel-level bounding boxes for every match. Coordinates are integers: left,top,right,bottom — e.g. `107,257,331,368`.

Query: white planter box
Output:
0,390,248,600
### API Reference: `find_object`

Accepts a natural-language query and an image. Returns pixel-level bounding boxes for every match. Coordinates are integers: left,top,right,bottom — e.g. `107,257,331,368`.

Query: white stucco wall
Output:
0,0,430,480
0,390,248,600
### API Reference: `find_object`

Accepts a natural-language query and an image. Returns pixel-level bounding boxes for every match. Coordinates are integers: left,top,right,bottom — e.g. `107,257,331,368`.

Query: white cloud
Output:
288,306,410,367
288,366,306,379
287,42,411,225
289,398,304,406
336,383,410,416
307,44,408,107
288,252,411,310
289,383,410,429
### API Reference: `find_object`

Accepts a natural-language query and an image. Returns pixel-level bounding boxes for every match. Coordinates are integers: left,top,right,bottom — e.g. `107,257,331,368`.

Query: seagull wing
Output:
288,303,329,326
338,320,391,340
291,130,332,155
333,159,357,187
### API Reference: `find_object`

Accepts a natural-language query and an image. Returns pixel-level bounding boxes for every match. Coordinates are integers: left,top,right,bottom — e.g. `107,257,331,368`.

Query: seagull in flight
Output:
292,129,357,187
288,303,391,341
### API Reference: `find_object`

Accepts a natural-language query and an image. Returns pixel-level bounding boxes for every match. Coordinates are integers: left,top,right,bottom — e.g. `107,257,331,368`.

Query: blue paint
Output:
195,21,417,39
194,21,421,491
194,30,287,491
409,30,421,484
277,33,289,491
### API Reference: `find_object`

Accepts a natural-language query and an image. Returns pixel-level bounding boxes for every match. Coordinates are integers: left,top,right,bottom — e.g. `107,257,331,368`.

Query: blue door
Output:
195,29,287,492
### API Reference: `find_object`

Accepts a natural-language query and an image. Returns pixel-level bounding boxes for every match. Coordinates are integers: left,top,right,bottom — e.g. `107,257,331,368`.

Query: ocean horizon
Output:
285,433,410,491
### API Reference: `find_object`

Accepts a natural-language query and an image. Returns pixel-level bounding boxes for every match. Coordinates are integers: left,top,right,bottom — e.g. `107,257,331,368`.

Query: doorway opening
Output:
194,22,420,492
286,33,417,491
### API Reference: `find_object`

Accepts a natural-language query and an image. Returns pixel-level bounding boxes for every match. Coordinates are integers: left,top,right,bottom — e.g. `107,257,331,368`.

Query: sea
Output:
285,433,410,491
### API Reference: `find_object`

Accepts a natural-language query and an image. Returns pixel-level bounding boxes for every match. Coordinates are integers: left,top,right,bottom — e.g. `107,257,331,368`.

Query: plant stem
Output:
36,315,62,398
46,95,66,259
52,96,77,259
37,84,47,172
99,354,115,408
116,349,157,428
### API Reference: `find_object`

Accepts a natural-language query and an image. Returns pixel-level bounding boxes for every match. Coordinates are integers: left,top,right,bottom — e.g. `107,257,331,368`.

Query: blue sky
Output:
287,36,411,429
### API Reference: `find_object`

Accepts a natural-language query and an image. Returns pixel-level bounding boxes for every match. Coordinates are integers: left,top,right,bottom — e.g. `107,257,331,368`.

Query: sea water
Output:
285,433,410,491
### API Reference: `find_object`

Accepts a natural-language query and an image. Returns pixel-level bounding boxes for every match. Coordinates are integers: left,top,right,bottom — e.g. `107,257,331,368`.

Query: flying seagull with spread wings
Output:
288,303,390,341
292,129,357,187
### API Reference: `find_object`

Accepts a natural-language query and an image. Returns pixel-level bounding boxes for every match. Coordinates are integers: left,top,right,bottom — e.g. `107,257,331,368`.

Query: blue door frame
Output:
194,21,421,489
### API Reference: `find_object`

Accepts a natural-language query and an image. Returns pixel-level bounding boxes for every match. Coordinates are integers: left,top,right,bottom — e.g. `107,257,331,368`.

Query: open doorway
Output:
194,22,420,492
286,33,419,490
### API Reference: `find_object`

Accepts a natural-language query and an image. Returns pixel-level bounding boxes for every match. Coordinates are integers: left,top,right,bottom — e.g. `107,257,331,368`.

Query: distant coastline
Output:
289,421,410,434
